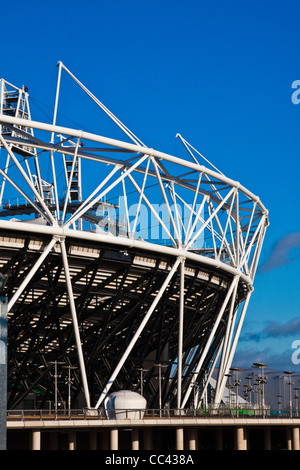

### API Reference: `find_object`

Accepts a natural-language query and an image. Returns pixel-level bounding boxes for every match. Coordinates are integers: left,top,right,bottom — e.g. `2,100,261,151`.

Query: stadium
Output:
0,62,269,416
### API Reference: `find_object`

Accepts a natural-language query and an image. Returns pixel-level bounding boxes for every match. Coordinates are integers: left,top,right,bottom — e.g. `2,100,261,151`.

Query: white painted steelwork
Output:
0,63,269,410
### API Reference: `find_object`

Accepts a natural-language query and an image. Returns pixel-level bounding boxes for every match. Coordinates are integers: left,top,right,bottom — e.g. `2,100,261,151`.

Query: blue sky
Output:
1,0,300,372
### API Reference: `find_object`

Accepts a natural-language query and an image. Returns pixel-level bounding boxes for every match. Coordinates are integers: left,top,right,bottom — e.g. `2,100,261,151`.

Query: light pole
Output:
294,387,300,417
225,373,233,408
253,362,270,416
190,372,199,413
63,365,77,418
245,375,253,406
284,371,295,417
276,394,282,412
192,382,199,414
0,276,8,451
230,367,241,417
154,363,167,417
49,361,65,418
137,367,148,397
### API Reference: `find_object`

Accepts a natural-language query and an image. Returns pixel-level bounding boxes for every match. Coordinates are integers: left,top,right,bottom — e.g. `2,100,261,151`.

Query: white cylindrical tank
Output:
104,390,147,419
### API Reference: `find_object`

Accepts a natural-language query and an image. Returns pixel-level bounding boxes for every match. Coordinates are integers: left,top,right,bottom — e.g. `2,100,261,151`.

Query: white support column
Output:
121,172,130,236
95,258,181,408
0,134,56,225
184,172,202,239
176,427,184,450
236,427,246,451
67,164,120,227
51,61,62,139
131,428,139,450
152,158,181,244
65,154,147,228
33,153,44,199
199,339,223,405
293,427,300,451
168,182,183,246
60,238,91,409
0,153,10,205
215,280,239,399
239,216,265,271
49,150,61,222
0,158,48,221
184,195,207,248
68,431,76,450
241,203,257,254
235,189,240,266
128,173,176,245
181,275,239,408
131,158,150,238
186,187,235,250
62,138,80,223
215,195,236,264
188,428,198,450
110,428,118,450
32,430,41,451
59,61,145,146
249,219,268,281
214,290,252,404
7,237,58,313
177,258,185,409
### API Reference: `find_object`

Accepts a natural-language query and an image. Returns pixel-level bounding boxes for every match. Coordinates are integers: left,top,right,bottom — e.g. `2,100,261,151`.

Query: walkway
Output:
6,411,300,450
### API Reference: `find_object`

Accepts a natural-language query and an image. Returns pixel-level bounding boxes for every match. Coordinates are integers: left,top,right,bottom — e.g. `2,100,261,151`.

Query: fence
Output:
6,406,300,421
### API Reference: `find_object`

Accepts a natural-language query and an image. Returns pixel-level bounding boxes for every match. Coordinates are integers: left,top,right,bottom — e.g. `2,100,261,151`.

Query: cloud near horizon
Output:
237,321,300,371
233,346,298,372
241,317,300,343
259,232,300,272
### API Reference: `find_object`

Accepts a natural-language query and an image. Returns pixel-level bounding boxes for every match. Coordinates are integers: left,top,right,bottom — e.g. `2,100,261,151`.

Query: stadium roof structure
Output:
0,63,269,411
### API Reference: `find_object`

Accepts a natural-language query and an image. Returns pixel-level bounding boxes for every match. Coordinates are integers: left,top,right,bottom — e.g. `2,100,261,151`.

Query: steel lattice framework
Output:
0,63,269,411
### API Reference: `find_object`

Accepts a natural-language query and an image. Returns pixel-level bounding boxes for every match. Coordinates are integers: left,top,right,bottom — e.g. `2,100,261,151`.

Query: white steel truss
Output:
0,63,269,410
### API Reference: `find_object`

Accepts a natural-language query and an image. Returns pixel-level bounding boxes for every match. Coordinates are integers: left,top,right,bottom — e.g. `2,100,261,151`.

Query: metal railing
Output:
6,406,300,421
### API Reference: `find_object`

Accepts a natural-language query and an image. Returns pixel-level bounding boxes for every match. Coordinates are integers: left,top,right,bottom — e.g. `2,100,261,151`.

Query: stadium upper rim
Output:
0,114,269,214
0,114,269,281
